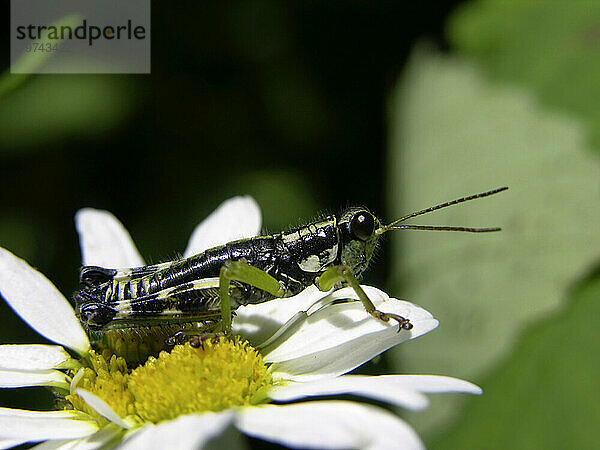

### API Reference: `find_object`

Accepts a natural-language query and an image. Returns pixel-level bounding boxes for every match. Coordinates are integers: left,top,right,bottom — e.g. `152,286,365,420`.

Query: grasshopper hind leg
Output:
172,260,285,345
217,259,285,334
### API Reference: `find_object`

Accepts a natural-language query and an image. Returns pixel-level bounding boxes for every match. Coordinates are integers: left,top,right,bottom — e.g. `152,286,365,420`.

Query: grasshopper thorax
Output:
336,208,382,278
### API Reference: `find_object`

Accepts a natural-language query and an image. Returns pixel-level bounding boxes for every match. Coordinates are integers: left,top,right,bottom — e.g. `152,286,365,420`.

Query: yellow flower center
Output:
66,351,135,426
66,338,275,425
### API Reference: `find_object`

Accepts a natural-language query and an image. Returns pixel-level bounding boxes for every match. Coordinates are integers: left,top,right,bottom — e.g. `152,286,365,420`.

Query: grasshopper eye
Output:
350,211,375,241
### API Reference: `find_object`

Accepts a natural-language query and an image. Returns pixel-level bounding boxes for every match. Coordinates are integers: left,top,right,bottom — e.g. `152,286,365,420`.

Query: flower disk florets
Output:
128,338,273,423
66,351,135,426
66,338,274,426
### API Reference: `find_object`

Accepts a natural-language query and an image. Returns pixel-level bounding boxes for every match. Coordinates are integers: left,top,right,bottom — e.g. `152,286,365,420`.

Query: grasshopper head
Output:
336,187,508,278
337,208,382,278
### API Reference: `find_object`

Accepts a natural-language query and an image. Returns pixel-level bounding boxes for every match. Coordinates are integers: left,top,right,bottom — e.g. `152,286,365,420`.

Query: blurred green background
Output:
1,1,599,449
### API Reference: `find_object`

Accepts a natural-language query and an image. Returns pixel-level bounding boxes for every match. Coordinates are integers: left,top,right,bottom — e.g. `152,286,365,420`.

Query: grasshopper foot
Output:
188,333,226,349
167,331,227,348
371,310,413,332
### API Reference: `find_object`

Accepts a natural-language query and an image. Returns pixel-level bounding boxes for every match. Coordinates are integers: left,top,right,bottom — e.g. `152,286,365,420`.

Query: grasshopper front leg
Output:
316,265,413,331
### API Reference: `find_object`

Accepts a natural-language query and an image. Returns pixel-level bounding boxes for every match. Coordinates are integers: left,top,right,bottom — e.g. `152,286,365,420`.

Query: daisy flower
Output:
0,197,482,449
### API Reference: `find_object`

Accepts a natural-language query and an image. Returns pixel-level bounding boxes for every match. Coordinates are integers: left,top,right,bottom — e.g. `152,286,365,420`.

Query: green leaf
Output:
448,0,600,150
0,75,136,152
386,49,600,436
0,14,82,98
431,276,600,449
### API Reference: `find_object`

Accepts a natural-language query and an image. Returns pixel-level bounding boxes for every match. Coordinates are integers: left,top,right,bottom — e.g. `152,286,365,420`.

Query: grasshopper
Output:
74,187,507,361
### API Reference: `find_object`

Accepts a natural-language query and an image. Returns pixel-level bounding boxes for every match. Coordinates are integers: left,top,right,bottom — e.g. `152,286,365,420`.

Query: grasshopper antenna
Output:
377,186,508,234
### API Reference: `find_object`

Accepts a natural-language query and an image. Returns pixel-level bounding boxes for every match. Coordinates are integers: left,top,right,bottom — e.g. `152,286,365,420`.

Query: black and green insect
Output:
74,187,507,361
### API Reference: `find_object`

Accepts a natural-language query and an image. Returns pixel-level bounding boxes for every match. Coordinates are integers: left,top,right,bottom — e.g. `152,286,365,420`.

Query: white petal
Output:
69,369,85,395
0,345,71,371
0,408,97,441
268,375,430,411
75,208,145,268
184,196,261,257
30,425,122,450
236,401,424,450
0,438,28,450
0,248,89,355
233,285,328,346
75,390,130,429
29,439,78,449
264,286,434,361
69,425,122,450
264,286,438,381
388,374,483,395
120,412,234,450
0,408,80,418
0,369,69,389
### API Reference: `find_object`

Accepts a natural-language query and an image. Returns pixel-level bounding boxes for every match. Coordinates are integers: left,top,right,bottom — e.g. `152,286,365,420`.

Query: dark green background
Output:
1,1,599,449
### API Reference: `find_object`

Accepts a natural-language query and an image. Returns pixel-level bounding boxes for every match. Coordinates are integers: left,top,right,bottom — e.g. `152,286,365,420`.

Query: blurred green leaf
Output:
0,14,82,98
431,276,600,450
387,49,600,436
448,0,600,150
0,75,136,151
233,170,318,231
